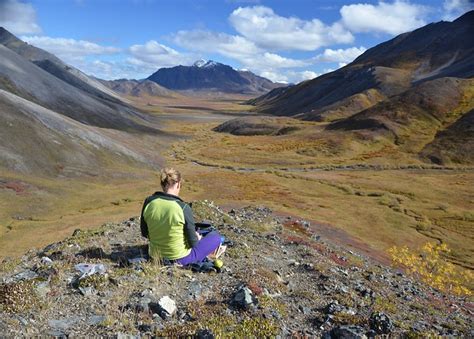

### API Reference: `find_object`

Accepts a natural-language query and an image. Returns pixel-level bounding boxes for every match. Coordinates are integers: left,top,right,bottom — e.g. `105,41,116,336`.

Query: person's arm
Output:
183,204,199,247
140,200,149,238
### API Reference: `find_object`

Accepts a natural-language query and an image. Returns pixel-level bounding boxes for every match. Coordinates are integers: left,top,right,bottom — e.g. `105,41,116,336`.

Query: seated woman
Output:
140,167,223,265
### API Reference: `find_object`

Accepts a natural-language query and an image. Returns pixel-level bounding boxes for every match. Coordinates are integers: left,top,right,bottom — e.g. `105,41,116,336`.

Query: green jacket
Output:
140,192,198,260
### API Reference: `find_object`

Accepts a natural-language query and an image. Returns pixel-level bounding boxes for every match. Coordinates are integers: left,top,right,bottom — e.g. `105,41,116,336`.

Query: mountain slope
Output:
0,44,157,133
0,27,123,102
250,11,474,119
326,77,474,162
420,108,474,165
147,60,282,94
101,79,176,98
0,89,149,174
0,29,168,175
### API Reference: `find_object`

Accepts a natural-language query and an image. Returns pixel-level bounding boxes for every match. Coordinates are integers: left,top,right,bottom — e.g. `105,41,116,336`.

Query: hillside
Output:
249,11,474,119
327,77,474,163
147,60,283,94
101,79,177,98
0,28,169,175
0,89,150,174
0,201,471,337
0,27,123,103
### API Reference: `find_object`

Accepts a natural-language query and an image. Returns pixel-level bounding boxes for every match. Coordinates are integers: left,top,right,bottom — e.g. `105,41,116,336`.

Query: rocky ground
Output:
0,201,472,337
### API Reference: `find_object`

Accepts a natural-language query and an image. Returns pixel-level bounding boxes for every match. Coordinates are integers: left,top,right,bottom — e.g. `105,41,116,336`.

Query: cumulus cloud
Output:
126,40,195,75
0,0,41,35
259,71,288,83
173,30,260,60
229,6,354,51
260,69,327,84
74,59,155,80
340,1,428,35
443,0,474,20
21,36,120,63
299,70,319,81
313,46,367,63
173,29,308,71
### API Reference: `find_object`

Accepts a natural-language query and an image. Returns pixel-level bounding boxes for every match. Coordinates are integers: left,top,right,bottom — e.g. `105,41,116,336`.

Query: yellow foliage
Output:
389,242,473,296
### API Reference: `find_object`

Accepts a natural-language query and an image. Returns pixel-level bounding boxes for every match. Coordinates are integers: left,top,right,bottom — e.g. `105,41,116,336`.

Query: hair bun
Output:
160,168,182,190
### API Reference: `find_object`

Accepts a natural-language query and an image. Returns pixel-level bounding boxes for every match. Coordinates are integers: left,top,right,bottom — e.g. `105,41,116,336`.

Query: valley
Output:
2,93,472,273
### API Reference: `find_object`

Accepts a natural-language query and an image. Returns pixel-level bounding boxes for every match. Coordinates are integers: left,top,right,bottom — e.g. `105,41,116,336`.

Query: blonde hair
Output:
160,167,182,191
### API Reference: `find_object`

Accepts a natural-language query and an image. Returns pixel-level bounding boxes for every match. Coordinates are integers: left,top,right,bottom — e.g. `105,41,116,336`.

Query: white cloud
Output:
314,46,366,63
127,40,197,72
0,0,41,35
340,1,428,35
443,0,474,20
173,30,260,60
299,70,319,80
72,58,158,80
21,36,120,63
127,40,194,73
260,70,323,84
173,29,308,72
260,71,288,83
229,6,354,51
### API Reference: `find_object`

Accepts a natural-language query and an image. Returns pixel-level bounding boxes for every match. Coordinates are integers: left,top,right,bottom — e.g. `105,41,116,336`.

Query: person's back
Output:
143,192,191,260
140,168,224,265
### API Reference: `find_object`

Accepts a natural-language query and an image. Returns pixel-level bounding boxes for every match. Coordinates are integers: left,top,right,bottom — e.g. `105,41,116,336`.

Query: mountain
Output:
0,28,160,133
327,77,474,161
249,11,474,119
0,28,164,175
0,27,123,103
100,79,176,98
241,11,474,164
147,60,283,94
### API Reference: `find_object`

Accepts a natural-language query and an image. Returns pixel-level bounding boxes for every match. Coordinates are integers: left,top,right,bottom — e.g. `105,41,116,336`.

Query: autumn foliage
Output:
389,243,473,296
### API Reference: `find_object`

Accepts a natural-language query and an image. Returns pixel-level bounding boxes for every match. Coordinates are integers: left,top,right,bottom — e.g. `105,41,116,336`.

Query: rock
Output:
327,325,367,338
315,314,334,330
48,317,80,330
299,305,311,314
136,297,152,312
78,286,96,296
47,329,66,337
195,329,215,338
41,257,53,265
13,270,38,281
187,281,203,300
325,302,344,314
15,315,28,326
150,296,177,319
137,324,152,332
369,312,393,334
88,315,106,325
230,285,257,310
35,281,51,298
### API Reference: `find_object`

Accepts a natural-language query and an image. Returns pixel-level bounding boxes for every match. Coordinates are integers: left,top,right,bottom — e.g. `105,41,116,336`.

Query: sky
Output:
1,0,473,83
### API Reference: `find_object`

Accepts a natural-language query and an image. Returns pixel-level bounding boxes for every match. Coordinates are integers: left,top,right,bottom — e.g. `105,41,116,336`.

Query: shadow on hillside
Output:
77,244,149,267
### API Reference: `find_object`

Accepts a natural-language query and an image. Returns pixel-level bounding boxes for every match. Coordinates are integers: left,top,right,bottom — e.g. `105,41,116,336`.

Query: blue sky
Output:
1,0,473,83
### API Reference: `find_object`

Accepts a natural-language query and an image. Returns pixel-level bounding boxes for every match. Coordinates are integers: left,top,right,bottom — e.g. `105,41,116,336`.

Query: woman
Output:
140,168,223,265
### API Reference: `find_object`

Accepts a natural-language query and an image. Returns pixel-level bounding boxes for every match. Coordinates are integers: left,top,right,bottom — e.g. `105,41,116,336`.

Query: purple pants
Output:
176,231,221,265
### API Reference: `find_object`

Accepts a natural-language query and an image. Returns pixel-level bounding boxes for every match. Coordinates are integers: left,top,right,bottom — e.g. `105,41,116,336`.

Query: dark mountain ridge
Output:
147,60,283,94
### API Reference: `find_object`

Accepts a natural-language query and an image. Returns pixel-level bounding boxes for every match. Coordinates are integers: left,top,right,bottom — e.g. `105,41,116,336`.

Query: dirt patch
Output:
0,180,29,195
275,210,391,266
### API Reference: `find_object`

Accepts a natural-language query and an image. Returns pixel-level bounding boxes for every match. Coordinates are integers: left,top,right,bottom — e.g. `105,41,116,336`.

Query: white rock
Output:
158,296,176,316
